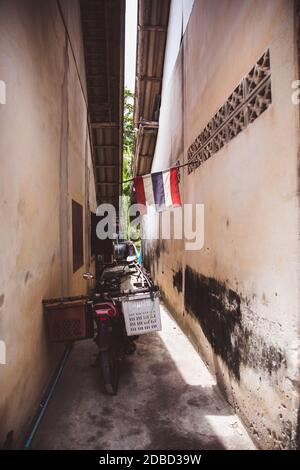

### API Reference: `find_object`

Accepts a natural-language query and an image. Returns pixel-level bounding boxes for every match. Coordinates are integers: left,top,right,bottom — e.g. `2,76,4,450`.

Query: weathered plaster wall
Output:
0,0,96,447
143,0,300,449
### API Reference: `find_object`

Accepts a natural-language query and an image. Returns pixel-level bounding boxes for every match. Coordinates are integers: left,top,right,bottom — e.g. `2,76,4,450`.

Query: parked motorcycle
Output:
83,264,145,395
86,288,125,395
44,242,160,396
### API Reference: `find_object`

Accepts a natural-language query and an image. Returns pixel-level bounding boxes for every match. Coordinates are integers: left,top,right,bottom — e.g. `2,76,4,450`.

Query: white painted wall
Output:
162,0,194,92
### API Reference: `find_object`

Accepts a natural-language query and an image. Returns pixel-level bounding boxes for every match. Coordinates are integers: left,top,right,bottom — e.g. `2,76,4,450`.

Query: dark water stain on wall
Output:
143,242,163,274
155,244,160,269
173,269,183,293
184,266,286,381
24,271,33,284
142,245,151,272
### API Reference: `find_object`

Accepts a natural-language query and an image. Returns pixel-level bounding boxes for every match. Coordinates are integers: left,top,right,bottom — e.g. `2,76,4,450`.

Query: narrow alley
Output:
1,0,300,458
31,304,255,450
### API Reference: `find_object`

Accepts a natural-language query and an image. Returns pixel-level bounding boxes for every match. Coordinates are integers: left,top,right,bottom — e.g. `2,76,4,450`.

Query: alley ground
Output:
32,304,255,450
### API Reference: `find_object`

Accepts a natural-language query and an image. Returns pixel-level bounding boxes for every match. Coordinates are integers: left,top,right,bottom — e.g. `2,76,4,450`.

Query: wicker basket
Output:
44,296,94,343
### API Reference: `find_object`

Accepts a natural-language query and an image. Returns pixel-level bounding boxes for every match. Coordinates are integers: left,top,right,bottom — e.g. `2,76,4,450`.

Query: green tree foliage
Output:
123,88,134,197
121,87,140,246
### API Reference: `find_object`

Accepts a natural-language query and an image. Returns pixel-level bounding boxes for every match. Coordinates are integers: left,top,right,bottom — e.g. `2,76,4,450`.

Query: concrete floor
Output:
32,303,255,450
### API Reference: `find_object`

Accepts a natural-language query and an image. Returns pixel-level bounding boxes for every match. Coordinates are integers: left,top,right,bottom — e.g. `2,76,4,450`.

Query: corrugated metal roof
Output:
133,0,170,176
80,0,125,211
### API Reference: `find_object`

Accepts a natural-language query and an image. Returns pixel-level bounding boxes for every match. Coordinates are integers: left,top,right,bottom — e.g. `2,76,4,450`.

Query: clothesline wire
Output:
121,155,197,185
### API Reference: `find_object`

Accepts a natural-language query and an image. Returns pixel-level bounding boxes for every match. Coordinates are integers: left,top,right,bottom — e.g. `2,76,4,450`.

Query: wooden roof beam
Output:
91,122,119,128
94,144,118,149
96,164,118,168
138,25,167,32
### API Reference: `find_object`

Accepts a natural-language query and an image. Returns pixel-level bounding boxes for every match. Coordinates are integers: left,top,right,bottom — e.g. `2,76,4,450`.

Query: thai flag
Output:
134,167,181,213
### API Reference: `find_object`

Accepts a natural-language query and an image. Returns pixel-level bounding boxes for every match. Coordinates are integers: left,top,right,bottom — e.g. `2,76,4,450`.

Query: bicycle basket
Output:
121,292,161,336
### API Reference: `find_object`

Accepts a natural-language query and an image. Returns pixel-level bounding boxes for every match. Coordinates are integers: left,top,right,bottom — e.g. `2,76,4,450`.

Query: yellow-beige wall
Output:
0,0,96,447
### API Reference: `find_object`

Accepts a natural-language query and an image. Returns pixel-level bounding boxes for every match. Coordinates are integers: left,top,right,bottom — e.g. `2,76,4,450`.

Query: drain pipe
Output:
23,344,72,449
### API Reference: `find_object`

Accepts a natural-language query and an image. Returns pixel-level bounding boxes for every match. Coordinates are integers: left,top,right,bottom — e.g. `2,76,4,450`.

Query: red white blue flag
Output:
134,167,181,213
